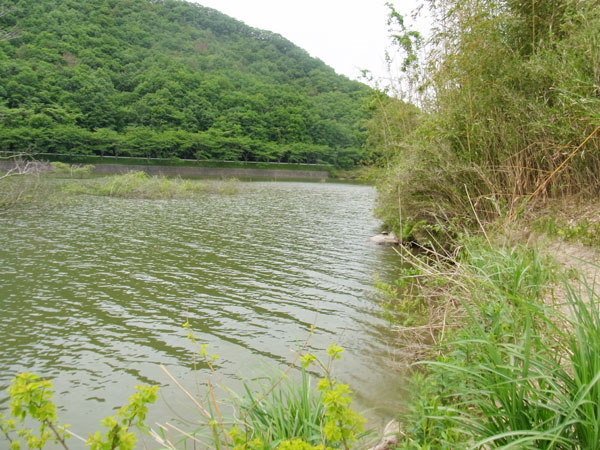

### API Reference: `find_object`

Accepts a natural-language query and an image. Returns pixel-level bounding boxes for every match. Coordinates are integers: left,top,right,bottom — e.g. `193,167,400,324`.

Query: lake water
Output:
0,180,402,447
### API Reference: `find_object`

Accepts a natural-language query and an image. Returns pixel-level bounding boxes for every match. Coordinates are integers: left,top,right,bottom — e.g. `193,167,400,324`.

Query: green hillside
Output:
0,0,372,167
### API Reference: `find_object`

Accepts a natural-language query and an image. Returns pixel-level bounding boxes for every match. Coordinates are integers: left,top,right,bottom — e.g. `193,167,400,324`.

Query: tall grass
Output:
397,240,600,449
462,241,556,301
371,0,600,243
63,171,214,199
64,171,244,199
234,371,325,448
441,281,600,449
158,371,325,449
93,171,207,198
151,338,367,450
50,161,94,178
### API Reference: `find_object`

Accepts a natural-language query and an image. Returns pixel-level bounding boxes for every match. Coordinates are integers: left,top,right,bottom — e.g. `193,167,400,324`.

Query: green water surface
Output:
0,180,402,446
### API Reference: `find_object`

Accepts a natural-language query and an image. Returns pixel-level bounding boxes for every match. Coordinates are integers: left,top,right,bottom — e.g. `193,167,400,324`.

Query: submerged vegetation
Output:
0,166,241,208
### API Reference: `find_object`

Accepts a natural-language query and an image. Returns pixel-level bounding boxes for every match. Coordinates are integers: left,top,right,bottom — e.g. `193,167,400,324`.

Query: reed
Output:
371,0,600,244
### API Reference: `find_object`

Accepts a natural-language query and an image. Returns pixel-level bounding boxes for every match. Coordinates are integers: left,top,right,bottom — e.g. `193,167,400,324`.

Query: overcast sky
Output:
190,1,429,83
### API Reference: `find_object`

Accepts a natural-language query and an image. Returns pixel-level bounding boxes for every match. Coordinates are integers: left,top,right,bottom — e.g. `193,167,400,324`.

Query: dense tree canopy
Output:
0,0,372,167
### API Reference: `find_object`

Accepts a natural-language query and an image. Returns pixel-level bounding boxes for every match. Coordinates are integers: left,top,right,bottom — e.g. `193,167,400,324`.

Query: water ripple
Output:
0,181,402,439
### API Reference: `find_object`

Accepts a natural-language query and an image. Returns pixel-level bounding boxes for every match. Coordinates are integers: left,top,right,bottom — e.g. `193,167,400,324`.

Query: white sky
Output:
190,1,430,83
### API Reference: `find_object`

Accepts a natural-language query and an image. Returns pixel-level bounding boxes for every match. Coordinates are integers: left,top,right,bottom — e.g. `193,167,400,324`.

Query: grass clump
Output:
153,323,367,450
63,171,243,199
393,236,600,449
65,171,208,199
215,178,241,195
461,240,556,302
50,162,95,178
230,371,325,448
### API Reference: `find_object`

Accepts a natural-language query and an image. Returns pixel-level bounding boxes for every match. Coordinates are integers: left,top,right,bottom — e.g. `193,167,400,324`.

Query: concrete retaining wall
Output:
92,163,329,179
0,161,329,180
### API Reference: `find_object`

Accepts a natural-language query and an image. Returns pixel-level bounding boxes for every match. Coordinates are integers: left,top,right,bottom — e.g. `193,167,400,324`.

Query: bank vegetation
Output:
368,0,600,447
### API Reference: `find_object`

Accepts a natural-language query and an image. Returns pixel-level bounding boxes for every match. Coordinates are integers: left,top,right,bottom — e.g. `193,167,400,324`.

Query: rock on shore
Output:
370,232,399,245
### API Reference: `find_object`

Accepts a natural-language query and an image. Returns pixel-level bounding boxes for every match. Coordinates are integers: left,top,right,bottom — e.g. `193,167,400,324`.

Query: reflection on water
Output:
0,180,402,443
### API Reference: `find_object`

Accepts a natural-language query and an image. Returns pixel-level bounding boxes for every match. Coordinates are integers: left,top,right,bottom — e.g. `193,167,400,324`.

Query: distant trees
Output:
0,0,372,167
0,2,19,41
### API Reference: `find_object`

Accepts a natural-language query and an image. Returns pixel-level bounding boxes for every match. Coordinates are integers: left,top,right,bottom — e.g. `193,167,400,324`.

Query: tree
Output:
0,0,373,167
0,2,19,41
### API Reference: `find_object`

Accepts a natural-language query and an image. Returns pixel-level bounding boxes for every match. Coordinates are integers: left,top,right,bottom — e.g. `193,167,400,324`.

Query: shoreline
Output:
91,162,330,180
0,160,330,181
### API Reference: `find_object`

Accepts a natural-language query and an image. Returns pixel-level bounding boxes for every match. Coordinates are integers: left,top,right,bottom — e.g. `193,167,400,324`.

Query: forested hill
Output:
0,0,373,167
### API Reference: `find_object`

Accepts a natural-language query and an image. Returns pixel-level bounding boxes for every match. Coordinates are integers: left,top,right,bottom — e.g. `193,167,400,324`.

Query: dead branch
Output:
0,154,48,181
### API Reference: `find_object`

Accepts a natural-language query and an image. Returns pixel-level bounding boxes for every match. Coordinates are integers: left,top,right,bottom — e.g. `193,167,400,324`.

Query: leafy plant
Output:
86,385,159,450
1,373,70,450
150,321,368,449
0,374,158,450
299,345,366,450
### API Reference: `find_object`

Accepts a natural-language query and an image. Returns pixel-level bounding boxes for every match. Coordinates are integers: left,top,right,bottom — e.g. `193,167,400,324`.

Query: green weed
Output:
153,320,368,450
461,240,556,302
50,162,95,179
533,216,600,247
396,238,600,449
0,374,157,450
375,267,430,327
65,171,208,199
232,371,324,448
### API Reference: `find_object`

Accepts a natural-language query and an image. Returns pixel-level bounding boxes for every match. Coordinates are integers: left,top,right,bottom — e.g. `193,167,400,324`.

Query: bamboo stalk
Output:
504,126,600,226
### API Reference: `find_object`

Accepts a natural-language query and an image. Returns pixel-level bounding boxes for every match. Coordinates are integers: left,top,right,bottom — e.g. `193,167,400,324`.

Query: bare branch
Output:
0,152,48,181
